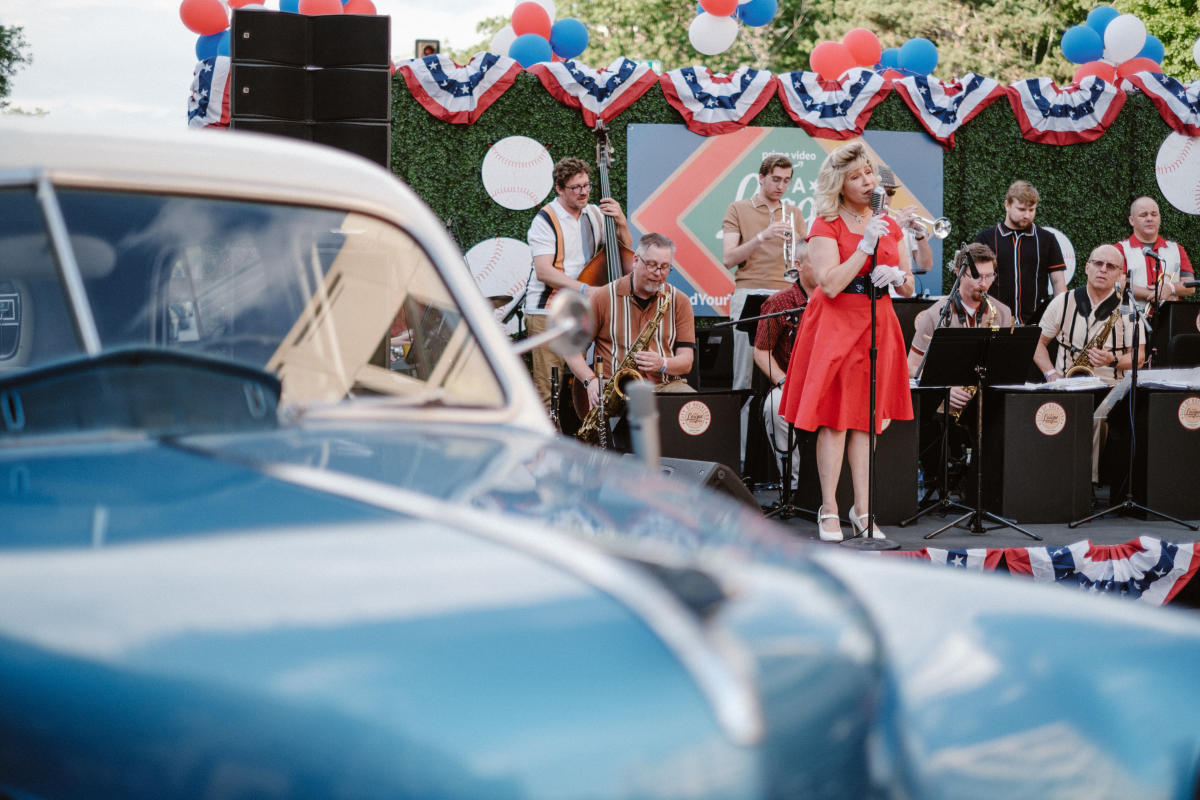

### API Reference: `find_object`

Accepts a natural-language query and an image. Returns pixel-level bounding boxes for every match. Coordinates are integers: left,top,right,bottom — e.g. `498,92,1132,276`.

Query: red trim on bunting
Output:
527,58,658,126
1006,76,1126,145
1122,72,1200,138
775,68,891,140
658,66,777,136
398,52,521,125
892,73,1006,150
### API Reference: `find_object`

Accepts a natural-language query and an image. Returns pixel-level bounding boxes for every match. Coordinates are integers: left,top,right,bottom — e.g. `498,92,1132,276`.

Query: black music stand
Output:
898,383,971,526
921,325,1043,540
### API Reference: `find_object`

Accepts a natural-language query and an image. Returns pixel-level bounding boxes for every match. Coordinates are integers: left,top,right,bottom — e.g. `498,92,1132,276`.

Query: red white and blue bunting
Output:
188,56,231,129
892,72,1006,150
658,66,777,136
397,52,521,125
1006,76,1126,145
1121,71,1200,138
527,57,658,126
775,67,890,140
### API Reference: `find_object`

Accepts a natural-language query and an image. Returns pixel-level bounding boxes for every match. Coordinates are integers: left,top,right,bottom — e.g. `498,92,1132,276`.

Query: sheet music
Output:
1136,366,1200,390
991,376,1107,392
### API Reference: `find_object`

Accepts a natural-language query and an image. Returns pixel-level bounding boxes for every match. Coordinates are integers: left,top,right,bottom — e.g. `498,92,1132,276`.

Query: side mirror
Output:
513,290,593,357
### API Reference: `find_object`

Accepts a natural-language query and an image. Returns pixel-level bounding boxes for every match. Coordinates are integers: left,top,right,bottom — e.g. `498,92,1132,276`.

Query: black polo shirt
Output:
972,222,1065,325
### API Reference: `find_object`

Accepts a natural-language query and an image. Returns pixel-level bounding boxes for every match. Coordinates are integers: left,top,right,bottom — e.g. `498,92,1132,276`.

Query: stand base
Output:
926,508,1042,540
839,535,900,551
900,494,974,527
1069,498,1199,530
764,502,816,522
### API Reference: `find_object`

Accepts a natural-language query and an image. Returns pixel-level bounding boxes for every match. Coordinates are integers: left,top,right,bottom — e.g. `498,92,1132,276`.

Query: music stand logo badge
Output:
1034,401,1067,436
678,399,712,436
1178,396,1200,431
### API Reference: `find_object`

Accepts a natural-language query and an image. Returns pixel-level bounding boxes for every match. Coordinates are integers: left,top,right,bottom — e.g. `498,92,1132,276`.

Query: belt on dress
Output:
842,275,871,295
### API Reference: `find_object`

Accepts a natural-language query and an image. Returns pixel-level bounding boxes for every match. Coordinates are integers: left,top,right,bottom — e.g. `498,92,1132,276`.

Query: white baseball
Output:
1155,132,1200,215
465,236,532,335
1043,226,1076,286
482,136,553,211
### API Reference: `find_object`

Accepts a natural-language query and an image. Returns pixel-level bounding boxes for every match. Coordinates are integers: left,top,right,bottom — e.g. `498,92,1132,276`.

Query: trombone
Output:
887,206,952,240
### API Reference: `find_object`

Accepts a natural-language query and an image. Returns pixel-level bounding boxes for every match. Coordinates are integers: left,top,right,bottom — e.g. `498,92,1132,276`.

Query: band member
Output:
565,233,696,411
1119,195,1196,311
779,141,914,542
877,164,933,276
526,157,632,411
753,242,814,487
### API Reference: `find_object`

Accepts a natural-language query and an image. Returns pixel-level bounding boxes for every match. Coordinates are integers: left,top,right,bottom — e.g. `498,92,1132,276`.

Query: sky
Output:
3,0,512,130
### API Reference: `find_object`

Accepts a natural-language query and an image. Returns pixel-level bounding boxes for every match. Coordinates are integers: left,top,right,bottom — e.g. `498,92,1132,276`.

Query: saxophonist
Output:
565,232,696,415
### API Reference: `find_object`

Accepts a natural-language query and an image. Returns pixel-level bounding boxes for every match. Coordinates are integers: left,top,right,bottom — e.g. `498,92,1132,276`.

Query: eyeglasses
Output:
973,271,996,283
636,255,671,274
563,182,591,193
885,188,897,197
1087,258,1122,272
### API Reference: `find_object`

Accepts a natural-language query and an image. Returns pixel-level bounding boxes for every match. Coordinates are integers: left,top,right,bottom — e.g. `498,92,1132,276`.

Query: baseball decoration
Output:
1043,226,1076,285
1155,132,1200,215
464,237,532,336
482,136,554,211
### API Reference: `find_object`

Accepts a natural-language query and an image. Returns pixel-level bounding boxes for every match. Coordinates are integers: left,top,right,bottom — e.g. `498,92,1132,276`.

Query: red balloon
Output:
842,28,881,67
298,0,343,14
344,0,376,12
1116,56,1162,79
700,0,738,16
179,0,228,36
1073,60,1117,85
512,2,552,39
227,0,265,7
809,41,856,82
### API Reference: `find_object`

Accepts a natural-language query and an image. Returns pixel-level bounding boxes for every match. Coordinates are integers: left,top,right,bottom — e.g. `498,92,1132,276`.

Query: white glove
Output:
856,215,889,255
870,265,906,288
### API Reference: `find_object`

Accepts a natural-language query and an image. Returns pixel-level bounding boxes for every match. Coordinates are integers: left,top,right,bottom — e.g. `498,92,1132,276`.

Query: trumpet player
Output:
1119,196,1195,312
878,165,933,277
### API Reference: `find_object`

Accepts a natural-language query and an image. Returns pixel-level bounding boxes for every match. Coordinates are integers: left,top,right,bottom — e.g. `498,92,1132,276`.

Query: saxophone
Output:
577,286,677,445
1064,305,1123,377
949,293,998,423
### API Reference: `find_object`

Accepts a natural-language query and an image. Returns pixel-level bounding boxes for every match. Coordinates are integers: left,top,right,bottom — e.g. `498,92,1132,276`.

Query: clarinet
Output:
549,366,561,432
595,363,611,450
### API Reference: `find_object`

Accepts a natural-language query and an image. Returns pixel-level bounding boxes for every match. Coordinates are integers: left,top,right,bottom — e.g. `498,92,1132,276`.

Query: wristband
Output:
775,378,785,388
1044,370,1058,381
659,362,668,375
578,284,588,294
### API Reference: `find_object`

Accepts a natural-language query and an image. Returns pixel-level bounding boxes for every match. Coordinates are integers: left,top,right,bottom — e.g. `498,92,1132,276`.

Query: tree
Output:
0,25,32,111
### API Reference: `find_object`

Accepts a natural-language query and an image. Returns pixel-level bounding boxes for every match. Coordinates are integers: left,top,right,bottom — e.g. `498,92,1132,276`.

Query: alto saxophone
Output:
1064,305,1123,378
949,293,999,423
577,286,677,445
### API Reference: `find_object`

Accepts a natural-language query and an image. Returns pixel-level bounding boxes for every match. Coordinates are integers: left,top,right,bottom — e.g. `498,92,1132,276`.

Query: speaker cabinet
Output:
1134,388,1200,518
657,456,758,509
228,119,390,167
231,9,390,67
231,64,390,122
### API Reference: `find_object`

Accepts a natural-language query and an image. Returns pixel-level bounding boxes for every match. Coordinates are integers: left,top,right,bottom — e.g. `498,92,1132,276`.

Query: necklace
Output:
841,205,865,224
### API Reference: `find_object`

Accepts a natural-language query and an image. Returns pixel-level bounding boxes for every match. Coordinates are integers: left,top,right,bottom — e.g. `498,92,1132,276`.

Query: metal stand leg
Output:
900,392,973,526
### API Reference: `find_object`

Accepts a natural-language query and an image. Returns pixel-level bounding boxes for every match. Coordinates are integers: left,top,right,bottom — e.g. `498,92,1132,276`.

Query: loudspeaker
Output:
1150,301,1200,366
657,456,759,509
655,390,747,470
231,9,390,67
228,119,390,166
231,64,390,122
1135,389,1200,518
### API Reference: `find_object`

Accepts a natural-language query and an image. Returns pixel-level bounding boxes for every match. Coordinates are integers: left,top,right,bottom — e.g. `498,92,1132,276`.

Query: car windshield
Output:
0,185,503,409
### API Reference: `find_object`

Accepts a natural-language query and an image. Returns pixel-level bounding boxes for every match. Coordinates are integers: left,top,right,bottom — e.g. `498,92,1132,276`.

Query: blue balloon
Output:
1060,25,1103,65
509,33,552,67
550,18,589,60
279,0,300,12
696,0,704,13
876,47,900,70
1085,5,1119,36
1138,33,1165,64
216,30,231,57
195,32,223,61
898,37,938,76
737,0,777,28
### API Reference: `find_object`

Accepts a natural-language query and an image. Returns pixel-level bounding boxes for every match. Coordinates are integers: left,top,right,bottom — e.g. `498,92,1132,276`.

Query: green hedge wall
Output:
391,72,1199,298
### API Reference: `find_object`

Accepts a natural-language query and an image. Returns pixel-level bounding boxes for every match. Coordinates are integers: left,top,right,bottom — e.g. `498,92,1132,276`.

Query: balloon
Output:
491,25,517,56
736,0,776,27
1137,34,1164,64
512,2,552,39
179,0,228,35
509,32,552,66
700,0,738,16
842,28,881,68
343,0,375,11
1102,14,1146,64
228,0,266,7
688,13,738,56
216,30,231,56
521,0,555,24
1073,60,1117,85
196,32,223,60
550,18,588,59
1085,5,1119,37
877,47,900,70
1060,25,1102,65
279,0,300,11
298,0,342,13
898,37,938,76
881,68,905,81
809,41,856,82
1117,56,1162,79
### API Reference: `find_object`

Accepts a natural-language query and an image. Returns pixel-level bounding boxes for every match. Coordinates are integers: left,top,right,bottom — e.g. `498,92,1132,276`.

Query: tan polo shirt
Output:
721,193,796,291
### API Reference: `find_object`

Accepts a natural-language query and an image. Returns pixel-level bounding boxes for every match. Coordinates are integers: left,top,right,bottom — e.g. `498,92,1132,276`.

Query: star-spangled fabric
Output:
895,547,1004,570
527,57,658,126
775,67,891,140
397,52,521,125
1121,71,1200,138
1004,536,1200,605
658,66,777,136
188,56,230,129
1006,76,1126,145
892,72,1006,150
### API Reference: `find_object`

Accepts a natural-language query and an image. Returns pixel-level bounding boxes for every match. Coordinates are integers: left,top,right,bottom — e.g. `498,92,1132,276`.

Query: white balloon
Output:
688,13,738,56
491,25,517,56
518,0,556,22
1194,35,1200,68
1102,13,1147,65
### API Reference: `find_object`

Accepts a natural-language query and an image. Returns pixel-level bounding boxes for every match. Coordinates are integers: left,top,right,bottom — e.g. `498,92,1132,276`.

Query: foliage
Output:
1116,0,1200,81
0,25,32,110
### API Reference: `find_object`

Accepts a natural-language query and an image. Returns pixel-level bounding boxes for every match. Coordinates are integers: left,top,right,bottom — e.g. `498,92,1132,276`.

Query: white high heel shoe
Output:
817,505,844,542
848,505,886,539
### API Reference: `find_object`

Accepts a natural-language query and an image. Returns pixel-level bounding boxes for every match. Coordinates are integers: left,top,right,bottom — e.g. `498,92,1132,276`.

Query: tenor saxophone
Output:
1064,305,1123,377
577,286,677,445
949,293,999,423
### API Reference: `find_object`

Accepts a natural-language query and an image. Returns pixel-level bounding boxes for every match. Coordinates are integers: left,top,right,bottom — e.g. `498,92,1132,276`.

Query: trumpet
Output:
887,206,951,240
771,203,800,281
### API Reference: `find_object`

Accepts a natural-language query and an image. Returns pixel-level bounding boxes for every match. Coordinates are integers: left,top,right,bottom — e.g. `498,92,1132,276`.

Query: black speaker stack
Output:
229,9,391,167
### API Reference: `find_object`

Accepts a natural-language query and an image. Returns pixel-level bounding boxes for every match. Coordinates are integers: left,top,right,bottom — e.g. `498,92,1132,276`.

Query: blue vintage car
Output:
2,122,1200,800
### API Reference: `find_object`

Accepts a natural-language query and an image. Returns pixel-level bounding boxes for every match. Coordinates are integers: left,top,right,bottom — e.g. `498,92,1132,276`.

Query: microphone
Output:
954,242,979,279
869,186,887,216
1184,280,1200,288
1142,246,1162,262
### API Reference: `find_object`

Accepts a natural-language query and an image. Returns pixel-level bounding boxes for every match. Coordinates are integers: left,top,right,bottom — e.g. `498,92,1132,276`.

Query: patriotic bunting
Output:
527,58,658,126
1006,76,1126,145
658,66,777,136
892,72,1006,150
188,56,231,129
775,67,891,140
1121,72,1200,137
397,52,521,125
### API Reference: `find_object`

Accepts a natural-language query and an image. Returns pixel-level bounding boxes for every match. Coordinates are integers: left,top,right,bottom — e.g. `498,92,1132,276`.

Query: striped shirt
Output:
973,222,1064,325
589,275,695,386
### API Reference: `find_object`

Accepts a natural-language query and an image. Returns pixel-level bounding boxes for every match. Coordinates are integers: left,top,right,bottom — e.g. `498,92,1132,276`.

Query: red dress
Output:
779,215,913,432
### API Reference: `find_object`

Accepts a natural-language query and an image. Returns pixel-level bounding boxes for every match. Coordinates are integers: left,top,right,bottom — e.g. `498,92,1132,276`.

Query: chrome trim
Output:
36,174,101,355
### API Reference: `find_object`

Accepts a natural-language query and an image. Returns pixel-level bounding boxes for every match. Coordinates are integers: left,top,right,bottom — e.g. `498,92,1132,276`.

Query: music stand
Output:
920,325,1043,540
899,383,972,526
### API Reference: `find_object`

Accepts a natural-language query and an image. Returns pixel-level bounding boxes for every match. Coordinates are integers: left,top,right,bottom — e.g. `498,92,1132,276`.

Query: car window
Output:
7,188,503,409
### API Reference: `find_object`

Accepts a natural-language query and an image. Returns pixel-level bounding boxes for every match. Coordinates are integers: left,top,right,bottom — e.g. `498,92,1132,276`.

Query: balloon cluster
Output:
181,0,377,59
490,1,589,68
807,29,882,81
688,0,778,57
877,38,939,79
1061,5,1162,84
